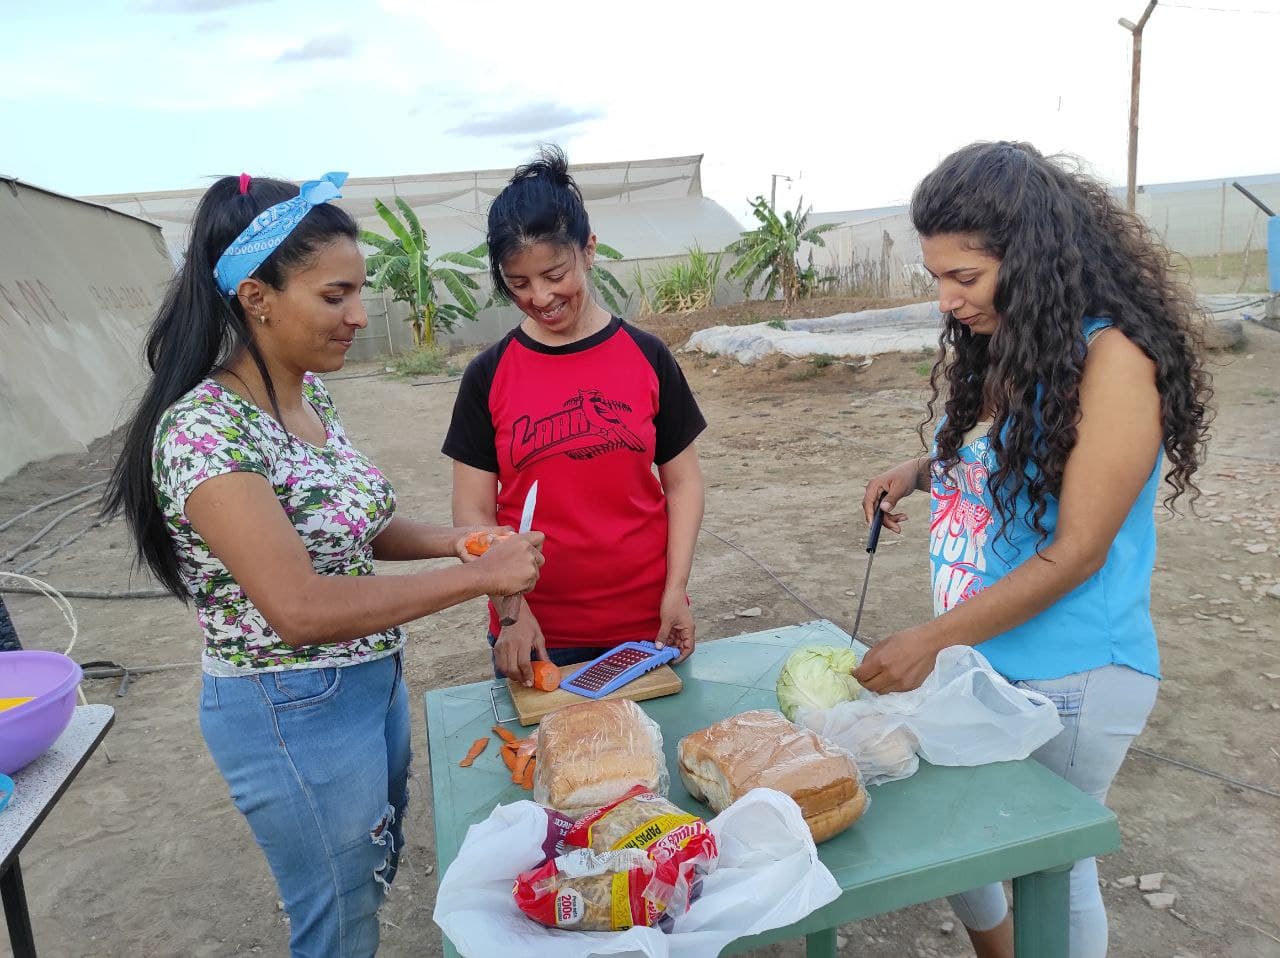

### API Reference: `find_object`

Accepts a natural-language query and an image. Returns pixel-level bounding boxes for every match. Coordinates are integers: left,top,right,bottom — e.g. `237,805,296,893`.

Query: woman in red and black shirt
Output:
444,146,706,687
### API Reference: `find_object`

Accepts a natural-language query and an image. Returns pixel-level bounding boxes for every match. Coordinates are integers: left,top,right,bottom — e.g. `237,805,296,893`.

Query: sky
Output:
2,0,1277,224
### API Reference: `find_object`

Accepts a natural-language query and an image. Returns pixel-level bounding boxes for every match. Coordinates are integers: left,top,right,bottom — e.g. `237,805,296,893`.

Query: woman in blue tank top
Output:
855,142,1211,958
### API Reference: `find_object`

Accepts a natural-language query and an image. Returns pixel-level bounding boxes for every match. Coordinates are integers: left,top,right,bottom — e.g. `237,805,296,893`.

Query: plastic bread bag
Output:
796,645,1062,775
514,849,684,932
676,710,868,843
515,788,719,933
534,698,669,814
435,787,839,957
795,700,920,787
563,785,718,914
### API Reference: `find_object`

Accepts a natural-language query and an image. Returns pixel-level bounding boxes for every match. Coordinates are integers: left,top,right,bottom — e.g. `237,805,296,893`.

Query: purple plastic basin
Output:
0,650,83,775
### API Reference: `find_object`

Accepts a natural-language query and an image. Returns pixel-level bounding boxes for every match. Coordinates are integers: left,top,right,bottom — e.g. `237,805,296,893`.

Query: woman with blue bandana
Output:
105,173,545,956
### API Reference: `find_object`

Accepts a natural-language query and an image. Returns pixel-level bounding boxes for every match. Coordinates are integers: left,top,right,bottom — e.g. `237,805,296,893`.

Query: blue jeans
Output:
200,653,411,958
948,663,1159,957
487,632,611,680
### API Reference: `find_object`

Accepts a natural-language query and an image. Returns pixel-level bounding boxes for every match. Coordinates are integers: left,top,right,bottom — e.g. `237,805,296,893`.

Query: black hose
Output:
1,498,99,563
0,480,107,535
0,583,169,600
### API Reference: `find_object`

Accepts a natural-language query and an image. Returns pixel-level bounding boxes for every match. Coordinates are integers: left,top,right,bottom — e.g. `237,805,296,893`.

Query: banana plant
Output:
727,196,835,311
591,241,631,316
360,197,487,346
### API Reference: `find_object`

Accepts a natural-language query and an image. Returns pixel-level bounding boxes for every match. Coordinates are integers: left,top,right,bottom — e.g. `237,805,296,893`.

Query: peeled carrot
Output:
464,531,512,557
458,737,489,767
500,743,517,771
530,660,561,693
492,724,518,745
521,756,536,790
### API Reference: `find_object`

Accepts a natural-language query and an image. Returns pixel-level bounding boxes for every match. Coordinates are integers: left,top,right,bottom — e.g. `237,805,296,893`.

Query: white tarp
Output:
683,296,1254,365
0,177,173,481
85,155,742,267
683,303,944,364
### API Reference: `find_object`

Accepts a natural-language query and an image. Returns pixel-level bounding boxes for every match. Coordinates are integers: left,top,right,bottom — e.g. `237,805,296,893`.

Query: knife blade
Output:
518,480,538,534
500,481,539,627
850,491,886,646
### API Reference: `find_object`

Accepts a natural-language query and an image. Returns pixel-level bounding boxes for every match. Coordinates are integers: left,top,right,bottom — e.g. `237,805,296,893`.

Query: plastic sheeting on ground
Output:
682,302,944,364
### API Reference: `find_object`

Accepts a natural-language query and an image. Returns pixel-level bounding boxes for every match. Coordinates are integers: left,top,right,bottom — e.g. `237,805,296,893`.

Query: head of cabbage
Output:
775,645,862,722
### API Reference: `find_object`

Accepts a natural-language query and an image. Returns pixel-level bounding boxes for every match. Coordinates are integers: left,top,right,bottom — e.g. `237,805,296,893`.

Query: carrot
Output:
500,743,517,771
464,530,512,557
458,737,489,767
492,724,518,744
512,747,532,784
530,660,561,693
521,756,536,790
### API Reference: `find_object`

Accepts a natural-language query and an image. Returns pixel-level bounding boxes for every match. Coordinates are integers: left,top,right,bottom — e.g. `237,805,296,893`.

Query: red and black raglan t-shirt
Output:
442,317,706,649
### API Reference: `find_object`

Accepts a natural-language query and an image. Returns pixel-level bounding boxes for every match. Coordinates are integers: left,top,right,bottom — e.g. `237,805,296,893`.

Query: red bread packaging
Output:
514,786,717,932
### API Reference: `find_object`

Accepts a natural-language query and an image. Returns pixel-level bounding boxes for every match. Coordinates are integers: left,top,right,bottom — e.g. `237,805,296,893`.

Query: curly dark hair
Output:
911,141,1212,545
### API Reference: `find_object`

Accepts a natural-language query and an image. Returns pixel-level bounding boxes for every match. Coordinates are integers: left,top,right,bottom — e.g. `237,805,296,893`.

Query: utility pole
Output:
1119,0,1158,212
770,173,792,211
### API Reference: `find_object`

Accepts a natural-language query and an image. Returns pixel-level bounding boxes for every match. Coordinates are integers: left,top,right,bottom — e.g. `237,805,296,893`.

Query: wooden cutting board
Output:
505,663,682,727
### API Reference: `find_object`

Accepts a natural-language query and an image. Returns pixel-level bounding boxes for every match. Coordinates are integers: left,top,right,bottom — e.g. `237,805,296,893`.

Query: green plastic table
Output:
424,620,1120,957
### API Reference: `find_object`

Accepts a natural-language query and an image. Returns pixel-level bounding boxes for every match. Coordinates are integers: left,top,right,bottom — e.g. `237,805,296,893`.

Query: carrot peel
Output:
458,736,489,767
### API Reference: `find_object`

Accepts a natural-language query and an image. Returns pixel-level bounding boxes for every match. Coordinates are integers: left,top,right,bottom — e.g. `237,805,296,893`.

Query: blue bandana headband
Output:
213,171,348,298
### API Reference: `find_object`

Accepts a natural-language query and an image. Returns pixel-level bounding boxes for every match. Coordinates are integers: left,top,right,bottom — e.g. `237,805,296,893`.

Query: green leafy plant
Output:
727,196,835,311
590,242,630,315
633,245,722,314
797,251,837,300
766,318,787,330
360,198,488,346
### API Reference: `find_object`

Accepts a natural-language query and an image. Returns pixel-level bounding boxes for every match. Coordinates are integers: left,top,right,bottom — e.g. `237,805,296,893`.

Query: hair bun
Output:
510,144,572,187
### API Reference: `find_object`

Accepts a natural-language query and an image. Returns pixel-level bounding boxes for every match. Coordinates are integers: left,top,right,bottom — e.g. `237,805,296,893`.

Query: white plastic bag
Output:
434,788,840,958
798,646,1062,783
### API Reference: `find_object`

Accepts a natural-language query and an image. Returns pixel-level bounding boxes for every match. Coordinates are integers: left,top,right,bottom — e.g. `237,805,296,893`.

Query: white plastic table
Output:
1,703,114,958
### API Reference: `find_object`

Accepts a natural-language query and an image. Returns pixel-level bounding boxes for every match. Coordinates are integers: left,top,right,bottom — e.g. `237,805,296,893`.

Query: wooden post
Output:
1119,0,1158,213
1239,210,1259,294
770,174,792,212
1217,181,1227,279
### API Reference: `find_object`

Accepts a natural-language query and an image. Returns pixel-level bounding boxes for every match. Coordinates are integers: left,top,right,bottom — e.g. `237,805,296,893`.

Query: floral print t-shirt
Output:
153,373,404,675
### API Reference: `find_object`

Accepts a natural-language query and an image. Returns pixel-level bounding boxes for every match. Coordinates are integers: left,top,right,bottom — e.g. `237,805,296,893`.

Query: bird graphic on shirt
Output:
565,388,645,458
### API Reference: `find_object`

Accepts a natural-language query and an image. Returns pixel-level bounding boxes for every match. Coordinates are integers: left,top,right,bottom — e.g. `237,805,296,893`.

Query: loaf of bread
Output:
677,709,867,843
534,698,667,812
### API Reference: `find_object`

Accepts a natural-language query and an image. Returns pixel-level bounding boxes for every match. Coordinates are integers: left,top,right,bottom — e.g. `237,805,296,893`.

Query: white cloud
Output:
276,34,355,62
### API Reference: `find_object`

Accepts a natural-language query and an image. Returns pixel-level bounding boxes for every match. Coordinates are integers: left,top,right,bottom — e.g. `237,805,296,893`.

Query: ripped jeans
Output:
948,663,1159,957
200,652,411,958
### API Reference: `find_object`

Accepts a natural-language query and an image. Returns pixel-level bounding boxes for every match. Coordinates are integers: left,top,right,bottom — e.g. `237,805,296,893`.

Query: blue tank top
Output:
928,318,1161,682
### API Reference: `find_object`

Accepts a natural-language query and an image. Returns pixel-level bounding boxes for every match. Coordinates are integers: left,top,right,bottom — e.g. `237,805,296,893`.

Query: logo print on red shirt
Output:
511,388,645,469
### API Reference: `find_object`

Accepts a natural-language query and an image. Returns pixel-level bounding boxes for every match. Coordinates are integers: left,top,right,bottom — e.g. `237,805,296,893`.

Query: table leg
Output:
1012,863,1072,957
2,858,37,958
804,926,837,958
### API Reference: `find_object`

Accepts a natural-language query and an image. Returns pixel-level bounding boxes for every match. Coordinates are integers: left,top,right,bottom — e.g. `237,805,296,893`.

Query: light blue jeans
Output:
948,663,1159,958
200,652,411,958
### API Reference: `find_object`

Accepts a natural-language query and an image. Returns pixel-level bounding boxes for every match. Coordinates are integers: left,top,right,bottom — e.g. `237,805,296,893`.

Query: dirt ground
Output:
2,301,1279,957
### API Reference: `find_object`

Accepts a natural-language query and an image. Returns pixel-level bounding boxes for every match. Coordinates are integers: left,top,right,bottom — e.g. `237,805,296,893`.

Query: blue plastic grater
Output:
559,641,679,699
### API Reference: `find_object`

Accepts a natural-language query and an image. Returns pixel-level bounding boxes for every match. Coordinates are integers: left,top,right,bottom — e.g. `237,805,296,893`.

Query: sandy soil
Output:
1,303,1278,957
